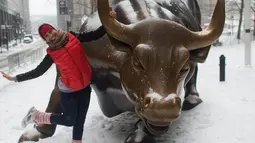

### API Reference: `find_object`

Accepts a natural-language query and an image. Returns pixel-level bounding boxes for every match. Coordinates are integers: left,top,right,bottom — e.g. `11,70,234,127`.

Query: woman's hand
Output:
109,10,117,18
1,71,14,81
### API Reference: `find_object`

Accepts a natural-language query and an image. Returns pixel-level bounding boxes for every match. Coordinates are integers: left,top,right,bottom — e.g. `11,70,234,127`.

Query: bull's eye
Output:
180,64,190,74
180,68,189,73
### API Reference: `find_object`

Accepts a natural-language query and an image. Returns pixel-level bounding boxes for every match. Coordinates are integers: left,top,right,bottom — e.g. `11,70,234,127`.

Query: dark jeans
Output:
50,85,91,140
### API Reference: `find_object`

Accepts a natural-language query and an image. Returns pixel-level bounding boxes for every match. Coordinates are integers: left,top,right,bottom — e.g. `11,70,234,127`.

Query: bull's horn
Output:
185,0,225,50
97,0,137,47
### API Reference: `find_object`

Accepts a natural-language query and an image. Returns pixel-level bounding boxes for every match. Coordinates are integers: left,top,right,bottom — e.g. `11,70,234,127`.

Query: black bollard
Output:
219,54,225,81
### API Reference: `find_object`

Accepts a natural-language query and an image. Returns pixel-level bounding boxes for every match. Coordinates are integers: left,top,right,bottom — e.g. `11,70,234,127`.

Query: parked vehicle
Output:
23,34,33,44
23,37,33,43
24,34,33,41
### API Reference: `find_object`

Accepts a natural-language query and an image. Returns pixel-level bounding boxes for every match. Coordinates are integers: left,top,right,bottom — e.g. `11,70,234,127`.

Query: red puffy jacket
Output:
47,33,92,90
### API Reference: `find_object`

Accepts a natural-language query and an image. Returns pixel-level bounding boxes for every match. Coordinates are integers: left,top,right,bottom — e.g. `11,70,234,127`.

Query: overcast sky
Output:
29,0,57,16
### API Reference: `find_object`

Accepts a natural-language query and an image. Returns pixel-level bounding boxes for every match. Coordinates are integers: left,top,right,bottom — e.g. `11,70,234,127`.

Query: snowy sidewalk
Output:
1,43,255,143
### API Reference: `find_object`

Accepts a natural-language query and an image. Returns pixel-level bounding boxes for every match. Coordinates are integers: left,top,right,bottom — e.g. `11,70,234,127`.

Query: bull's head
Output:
97,0,225,135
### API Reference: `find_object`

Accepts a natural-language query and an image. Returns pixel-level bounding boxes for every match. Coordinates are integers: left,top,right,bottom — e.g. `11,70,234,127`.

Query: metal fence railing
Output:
0,46,46,74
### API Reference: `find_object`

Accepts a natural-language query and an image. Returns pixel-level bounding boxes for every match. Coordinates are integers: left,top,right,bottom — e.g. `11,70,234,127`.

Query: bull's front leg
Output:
18,68,62,142
182,62,202,111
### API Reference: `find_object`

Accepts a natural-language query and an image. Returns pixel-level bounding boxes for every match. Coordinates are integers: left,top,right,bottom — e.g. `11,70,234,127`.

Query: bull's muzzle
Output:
134,94,182,136
142,95,182,123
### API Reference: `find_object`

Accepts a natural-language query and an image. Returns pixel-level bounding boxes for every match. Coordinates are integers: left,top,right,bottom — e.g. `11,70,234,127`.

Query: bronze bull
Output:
18,0,225,142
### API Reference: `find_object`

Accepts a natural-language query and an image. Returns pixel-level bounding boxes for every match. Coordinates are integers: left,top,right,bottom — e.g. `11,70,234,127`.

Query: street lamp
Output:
4,21,8,51
15,13,21,43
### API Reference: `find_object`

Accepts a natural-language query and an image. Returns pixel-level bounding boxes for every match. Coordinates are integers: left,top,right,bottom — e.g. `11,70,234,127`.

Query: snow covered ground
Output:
1,42,255,143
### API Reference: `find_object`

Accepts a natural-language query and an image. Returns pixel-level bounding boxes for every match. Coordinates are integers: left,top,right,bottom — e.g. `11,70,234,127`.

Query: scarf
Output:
47,30,69,50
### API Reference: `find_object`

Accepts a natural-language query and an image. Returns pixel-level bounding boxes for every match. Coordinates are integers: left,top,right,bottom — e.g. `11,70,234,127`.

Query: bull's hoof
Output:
18,126,43,143
124,120,156,143
124,131,156,143
182,94,202,111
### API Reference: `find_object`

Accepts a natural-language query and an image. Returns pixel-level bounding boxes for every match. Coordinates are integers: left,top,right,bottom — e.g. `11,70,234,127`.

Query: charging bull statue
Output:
18,0,225,142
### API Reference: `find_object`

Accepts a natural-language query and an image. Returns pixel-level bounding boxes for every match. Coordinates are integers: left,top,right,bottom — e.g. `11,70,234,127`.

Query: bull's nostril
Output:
175,97,181,102
175,97,181,106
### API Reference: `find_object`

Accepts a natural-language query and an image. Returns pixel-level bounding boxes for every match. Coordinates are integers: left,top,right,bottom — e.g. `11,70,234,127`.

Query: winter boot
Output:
21,106,52,128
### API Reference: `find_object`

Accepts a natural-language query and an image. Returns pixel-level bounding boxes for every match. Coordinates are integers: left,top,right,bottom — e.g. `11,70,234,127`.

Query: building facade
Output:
56,0,95,32
0,0,31,48
22,0,31,34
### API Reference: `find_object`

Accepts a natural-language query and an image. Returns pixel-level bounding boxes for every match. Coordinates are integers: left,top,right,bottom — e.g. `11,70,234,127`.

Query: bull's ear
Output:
189,45,211,63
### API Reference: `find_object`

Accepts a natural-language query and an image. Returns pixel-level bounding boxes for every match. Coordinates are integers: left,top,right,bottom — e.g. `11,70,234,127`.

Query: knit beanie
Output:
38,23,55,40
